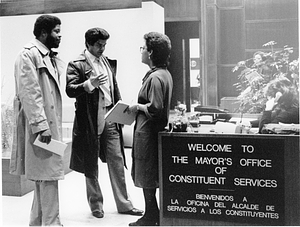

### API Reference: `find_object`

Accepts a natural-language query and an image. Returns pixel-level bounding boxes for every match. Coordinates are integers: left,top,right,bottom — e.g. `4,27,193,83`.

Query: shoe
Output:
92,210,104,218
129,217,159,226
119,208,144,216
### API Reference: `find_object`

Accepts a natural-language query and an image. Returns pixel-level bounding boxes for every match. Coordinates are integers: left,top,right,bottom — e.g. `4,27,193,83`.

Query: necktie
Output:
49,51,59,81
95,58,112,106
49,51,56,65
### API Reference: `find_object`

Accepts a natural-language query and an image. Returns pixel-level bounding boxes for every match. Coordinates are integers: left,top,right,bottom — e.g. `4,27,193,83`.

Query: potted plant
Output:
169,101,189,132
232,41,299,114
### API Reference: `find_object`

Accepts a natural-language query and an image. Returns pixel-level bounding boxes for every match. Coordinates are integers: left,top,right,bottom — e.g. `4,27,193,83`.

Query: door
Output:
165,21,200,112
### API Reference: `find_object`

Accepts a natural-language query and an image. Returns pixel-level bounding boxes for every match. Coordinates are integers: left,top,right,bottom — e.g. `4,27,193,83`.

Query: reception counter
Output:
158,132,299,226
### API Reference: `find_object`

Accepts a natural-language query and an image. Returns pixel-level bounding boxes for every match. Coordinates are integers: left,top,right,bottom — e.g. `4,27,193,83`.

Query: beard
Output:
45,35,60,49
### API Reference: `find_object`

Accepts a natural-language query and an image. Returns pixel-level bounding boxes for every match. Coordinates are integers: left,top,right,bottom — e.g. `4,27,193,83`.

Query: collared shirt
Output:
84,50,113,96
85,50,108,77
84,50,114,135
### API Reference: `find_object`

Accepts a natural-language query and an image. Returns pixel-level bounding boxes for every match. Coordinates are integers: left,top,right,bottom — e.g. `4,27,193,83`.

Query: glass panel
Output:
189,38,201,111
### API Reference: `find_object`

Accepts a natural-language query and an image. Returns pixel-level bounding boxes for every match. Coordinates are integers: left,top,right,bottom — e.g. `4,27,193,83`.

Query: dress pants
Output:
86,122,134,213
29,180,62,226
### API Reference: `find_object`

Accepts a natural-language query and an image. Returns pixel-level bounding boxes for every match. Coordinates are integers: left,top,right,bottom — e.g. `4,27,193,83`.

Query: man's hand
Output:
39,129,52,144
90,73,108,87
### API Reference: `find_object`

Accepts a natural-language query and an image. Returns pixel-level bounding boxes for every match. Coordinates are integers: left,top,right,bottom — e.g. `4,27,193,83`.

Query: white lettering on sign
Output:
232,203,259,210
196,194,234,201
167,205,197,213
187,200,210,207
195,157,232,166
169,175,226,185
241,145,255,153
172,156,189,164
239,158,272,167
234,178,277,188
188,143,232,152
225,210,279,219
171,199,179,204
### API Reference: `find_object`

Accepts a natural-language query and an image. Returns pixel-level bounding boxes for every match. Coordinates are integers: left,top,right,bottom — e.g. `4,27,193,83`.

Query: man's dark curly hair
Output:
144,32,171,67
85,27,110,48
33,15,61,38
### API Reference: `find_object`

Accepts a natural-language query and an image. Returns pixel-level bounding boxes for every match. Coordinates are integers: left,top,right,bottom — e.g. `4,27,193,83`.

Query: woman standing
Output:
128,32,173,226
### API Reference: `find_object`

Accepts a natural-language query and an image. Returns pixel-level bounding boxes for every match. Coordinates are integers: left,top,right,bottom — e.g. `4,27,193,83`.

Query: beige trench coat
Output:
9,39,65,181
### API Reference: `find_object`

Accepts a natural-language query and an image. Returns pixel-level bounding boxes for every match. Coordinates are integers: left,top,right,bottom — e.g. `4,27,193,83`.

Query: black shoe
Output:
129,217,159,226
119,208,144,216
92,210,104,218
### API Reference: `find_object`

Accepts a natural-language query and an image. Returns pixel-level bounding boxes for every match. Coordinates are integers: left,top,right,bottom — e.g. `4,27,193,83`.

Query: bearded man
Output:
10,14,65,226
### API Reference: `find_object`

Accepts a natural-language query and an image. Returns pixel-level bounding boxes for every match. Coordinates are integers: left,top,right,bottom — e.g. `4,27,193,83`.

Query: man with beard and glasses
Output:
10,14,64,226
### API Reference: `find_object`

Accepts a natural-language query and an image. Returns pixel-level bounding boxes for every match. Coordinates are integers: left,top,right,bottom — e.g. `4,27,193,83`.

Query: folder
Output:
105,100,136,125
34,136,68,156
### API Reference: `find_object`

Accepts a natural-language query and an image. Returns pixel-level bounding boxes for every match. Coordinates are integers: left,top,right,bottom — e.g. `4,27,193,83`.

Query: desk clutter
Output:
169,111,260,134
262,123,300,135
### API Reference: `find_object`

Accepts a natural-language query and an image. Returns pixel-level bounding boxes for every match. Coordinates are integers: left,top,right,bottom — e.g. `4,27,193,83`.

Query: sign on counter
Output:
160,135,285,225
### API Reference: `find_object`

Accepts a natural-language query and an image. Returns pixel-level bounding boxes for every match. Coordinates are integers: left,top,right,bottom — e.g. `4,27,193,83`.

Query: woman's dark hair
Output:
85,28,110,48
33,15,61,38
144,32,171,67
265,77,299,109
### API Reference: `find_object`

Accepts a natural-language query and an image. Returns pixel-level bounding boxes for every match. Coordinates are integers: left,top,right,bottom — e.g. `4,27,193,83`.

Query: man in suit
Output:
65,27,143,218
10,14,64,226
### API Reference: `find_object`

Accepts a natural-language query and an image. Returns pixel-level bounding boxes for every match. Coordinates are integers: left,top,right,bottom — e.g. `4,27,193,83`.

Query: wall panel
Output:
245,0,298,20
0,0,142,16
219,8,245,64
206,5,217,65
207,65,218,105
246,21,299,50
217,0,243,8
218,65,239,99
205,1,218,105
164,0,200,21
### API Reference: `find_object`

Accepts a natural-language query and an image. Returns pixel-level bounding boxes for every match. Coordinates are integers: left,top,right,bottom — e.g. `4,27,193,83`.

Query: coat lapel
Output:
44,55,59,82
32,40,63,86
83,51,97,80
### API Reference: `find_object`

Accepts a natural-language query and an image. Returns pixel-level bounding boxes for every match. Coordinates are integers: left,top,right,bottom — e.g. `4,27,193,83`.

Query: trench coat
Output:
65,51,126,178
10,39,65,181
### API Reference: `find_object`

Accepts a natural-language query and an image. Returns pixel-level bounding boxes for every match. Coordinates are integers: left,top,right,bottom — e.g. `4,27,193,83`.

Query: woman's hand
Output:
127,104,139,114
265,92,282,111
127,104,147,114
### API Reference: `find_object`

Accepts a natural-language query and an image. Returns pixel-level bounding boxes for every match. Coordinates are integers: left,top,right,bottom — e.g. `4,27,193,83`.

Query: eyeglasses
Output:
140,46,146,53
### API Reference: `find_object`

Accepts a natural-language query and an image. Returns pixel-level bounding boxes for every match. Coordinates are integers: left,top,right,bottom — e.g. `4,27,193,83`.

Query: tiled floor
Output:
1,149,148,227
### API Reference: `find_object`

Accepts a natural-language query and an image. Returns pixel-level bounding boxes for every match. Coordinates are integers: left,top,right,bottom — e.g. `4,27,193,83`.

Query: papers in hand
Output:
34,136,67,156
105,100,136,125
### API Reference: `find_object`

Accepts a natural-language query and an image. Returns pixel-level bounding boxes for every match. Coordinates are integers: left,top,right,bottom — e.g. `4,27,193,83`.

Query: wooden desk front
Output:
158,132,299,226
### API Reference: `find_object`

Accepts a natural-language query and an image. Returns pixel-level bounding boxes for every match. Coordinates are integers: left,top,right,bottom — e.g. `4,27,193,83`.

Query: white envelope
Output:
34,136,67,156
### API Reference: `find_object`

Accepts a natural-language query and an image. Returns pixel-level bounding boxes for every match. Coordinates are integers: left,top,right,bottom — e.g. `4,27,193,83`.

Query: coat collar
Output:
75,50,109,62
25,39,50,57
24,39,64,86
